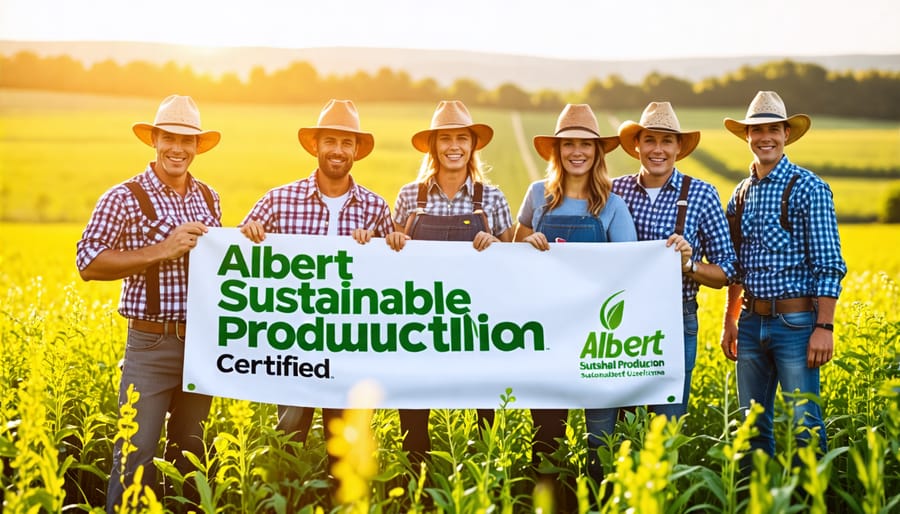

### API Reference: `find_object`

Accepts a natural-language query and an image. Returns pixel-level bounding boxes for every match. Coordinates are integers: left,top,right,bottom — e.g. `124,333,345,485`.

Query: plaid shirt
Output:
613,169,738,303
241,170,393,237
726,155,846,299
392,177,513,236
76,165,222,320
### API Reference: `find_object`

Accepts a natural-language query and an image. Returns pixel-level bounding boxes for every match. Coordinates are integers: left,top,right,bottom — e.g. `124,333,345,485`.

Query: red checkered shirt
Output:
240,170,394,237
76,165,222,320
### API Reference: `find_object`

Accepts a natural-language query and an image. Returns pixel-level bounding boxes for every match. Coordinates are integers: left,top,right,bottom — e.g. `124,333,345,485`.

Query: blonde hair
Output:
543,139,611,216
415,129,491,184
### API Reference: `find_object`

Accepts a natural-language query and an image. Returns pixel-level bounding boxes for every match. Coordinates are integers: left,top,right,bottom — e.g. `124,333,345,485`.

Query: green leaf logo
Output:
599,290,625,330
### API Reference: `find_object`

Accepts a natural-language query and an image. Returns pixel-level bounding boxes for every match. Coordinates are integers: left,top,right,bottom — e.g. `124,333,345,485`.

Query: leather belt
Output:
743,295,814,316
128,318,187,337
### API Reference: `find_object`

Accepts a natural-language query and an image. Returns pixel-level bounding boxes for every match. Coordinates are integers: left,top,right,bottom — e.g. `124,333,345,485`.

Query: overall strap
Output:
404,182,431,235
674,175,692,236
197,181,217,217
472,182,490,230
728,178,752,255
780,174,800,232
124,181,161,316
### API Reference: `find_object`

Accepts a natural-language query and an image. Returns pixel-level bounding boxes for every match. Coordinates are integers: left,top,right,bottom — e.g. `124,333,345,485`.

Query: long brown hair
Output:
543,139,611,216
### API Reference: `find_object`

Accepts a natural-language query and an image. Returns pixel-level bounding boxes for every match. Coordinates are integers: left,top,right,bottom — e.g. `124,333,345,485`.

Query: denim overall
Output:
529,186,608,476
400,181,494,463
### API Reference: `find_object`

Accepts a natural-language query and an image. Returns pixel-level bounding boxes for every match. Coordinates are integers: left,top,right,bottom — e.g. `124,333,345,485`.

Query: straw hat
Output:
617,102,700,161
724,91,810,145
533,104,619,161
298,99,375,159
412,100,493,152
132,95,221,153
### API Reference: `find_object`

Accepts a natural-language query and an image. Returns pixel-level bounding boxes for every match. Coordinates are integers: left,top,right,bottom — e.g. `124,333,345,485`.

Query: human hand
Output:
240,221,266,244
522,232,550,251
666,233,693,270
163,222,209,259
807,328,834,368
352,228,375,244
386,232,409,252
472,230,500,252
720,321,738,361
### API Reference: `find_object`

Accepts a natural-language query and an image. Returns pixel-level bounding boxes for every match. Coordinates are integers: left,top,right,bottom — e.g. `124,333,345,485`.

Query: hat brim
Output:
723,114,811,145
412,124,493,152
133,122,221,153
617,121,700,161
532,131,620,161
298,127,375,160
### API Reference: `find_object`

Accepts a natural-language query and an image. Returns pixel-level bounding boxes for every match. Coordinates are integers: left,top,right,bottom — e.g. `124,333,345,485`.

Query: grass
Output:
2,89,899,224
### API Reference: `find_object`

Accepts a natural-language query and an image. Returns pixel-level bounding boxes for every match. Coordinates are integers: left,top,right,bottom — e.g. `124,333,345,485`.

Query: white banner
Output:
184,228,684,409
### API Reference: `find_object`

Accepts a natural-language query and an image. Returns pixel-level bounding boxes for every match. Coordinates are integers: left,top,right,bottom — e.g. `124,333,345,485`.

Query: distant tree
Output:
641,72,695,107
448,78,485,106
531,89,565,111
491,82,531,109
881,184,900,223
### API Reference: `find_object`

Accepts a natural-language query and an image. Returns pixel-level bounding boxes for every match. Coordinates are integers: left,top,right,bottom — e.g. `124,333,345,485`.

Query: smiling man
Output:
609,101,737,426
720,91,846,469
238,99,392,497
76,94,222,512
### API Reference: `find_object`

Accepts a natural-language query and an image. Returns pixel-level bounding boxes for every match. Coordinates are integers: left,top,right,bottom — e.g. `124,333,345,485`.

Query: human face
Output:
747,122,789,171
559,138,596,177
315,129,357,181
636,130,680,188
434,128,473,174
152,129,197,184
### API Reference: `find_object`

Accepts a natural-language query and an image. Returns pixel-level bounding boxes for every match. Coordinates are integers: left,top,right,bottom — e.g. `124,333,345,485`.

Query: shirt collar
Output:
307,169,360,202
635,168,681,191
751,155,791,182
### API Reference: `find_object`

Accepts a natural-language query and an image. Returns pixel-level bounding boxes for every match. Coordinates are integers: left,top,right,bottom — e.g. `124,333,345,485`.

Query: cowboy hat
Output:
533,104,619,161
133,95,221,153
412,100,493,152
724,91,810,145
617,101,700,161
298,99,375,159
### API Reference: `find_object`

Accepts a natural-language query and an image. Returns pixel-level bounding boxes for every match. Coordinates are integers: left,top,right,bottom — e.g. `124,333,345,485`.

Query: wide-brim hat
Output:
298,99,375,160
412,100,493,152
618,101,700,161
724,90,811,145
533,103,619,161
132,95,221,153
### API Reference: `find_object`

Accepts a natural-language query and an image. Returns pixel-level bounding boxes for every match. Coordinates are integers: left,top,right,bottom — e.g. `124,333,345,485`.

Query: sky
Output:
1,0,899,61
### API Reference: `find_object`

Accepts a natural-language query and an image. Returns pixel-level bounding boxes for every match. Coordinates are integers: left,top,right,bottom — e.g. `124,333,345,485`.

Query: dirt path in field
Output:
510,111,541,182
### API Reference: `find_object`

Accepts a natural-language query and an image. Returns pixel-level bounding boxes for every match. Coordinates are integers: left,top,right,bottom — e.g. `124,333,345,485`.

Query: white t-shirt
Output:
644,187,662,204
321,192,349,236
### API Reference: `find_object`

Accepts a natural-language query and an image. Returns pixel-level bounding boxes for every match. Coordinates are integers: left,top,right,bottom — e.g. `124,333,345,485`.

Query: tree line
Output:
1,51,899,119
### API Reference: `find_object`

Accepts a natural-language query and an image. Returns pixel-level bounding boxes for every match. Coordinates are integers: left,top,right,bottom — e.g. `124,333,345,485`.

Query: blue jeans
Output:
107,328,211,513
736,309,827,457
584,303,698,482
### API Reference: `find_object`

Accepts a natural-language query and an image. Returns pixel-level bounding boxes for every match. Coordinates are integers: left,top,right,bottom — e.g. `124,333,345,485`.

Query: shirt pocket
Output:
142,217,175,243
760,222,793,253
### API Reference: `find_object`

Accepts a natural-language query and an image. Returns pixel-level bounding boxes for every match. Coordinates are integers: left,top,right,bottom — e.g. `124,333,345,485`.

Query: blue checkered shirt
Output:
613,169,738,303
241,170,394,237
725,155,846,299
392,177,513,236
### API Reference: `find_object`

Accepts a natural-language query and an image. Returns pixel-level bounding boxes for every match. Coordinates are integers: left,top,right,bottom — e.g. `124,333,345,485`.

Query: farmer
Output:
239,99,393,492
76,95,222,512
385,100,514,471
515,103,636,508
720,91,846,466
605,103,737,404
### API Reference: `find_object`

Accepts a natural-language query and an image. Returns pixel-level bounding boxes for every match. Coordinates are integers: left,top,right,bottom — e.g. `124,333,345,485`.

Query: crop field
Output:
1,89,900,512
2,89,899,225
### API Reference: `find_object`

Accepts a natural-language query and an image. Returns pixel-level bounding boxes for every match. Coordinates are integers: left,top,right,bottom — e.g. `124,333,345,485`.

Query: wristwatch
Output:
814,322,834,331
683,258,698,274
